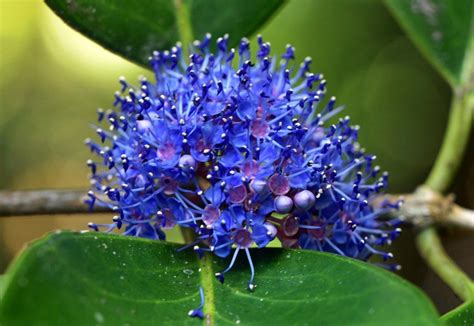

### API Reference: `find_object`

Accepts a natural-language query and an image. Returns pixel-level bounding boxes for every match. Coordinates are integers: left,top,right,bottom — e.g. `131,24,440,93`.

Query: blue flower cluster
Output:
86,34,402,291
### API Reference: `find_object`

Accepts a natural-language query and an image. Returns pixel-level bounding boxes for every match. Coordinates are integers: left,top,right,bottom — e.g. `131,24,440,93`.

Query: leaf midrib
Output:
199,254,216,326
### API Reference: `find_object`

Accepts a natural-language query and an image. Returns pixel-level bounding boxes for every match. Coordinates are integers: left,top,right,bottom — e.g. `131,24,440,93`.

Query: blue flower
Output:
86,34,402,295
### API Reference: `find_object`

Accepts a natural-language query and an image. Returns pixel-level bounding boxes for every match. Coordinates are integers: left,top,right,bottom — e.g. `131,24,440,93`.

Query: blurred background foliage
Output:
0,0,472,313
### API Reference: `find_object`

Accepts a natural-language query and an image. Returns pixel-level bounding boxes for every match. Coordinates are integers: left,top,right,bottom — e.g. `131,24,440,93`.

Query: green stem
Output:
416,228,474,301
425,91,474,193
417,49,474,302
174,0,195,243
174,0,194,59
180,227,196,244
199,254,216,325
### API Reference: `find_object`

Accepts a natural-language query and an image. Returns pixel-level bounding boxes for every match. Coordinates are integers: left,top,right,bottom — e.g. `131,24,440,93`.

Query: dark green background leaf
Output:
0,232,441,325
44,0,285,67
385,0,473,87
442,301,474,326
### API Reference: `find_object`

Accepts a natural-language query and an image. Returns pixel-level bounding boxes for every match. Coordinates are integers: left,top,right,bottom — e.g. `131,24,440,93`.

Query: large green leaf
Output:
442,301,474,326
0,232,440,325
385,0,473,87
44,0,285,67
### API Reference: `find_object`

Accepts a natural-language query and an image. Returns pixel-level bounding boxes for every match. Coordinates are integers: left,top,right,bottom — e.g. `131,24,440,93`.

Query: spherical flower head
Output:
85,34,402,287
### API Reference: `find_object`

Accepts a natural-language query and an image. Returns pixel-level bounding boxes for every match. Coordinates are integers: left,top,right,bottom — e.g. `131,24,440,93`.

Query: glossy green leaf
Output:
385,0,473,87
0,232,440,325
44,0,285,67
442,301,474,326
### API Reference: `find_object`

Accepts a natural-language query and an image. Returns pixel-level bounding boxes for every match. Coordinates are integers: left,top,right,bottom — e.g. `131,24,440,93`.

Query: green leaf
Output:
44,0,285,67
385,0,473,87
442,301,474,326
1,232,440,325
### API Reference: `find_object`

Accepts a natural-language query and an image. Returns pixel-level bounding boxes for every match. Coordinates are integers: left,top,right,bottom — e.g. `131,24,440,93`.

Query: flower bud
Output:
179,154,196,170
294,190,316,210
274,195,293,213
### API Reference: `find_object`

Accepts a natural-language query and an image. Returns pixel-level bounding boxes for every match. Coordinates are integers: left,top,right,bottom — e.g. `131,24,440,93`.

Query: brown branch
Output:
376,186,474,230
1,187,473,231
0,189,110,216
449,205,474,229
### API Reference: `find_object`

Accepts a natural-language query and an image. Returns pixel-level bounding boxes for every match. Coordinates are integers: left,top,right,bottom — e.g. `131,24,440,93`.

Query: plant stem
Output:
425,91,474,193
416,228,474,301
417,48,474,302
0,189,110,216
180,227,196,244
173,0,194,59
378,188,474,229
